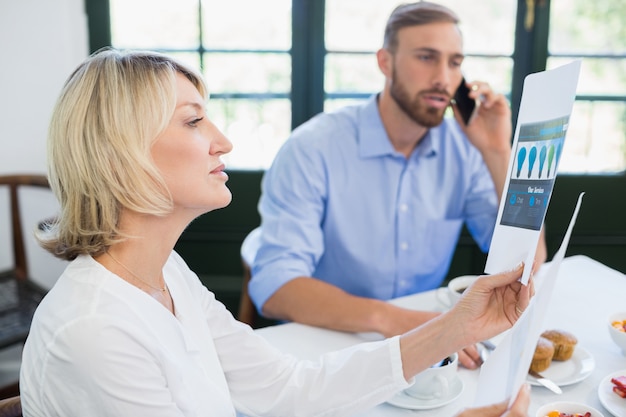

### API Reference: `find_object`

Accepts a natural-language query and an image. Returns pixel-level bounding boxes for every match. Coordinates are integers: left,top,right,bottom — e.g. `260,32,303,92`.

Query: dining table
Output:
254,255,626,417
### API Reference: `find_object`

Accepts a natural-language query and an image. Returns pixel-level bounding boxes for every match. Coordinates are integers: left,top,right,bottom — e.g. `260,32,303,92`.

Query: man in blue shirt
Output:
248,2,546,368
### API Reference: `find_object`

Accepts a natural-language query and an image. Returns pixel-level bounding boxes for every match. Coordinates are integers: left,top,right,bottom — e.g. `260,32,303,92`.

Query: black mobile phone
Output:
453,77,477,125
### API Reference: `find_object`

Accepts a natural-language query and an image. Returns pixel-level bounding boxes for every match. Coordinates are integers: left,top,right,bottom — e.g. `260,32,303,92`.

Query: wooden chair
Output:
237,227,262,327
0,175,51,403
0,174,50,349
0,395,21,417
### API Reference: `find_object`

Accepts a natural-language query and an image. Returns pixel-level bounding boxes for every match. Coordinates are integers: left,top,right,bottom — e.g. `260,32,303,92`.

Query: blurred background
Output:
108,0,626,172
1,0,625,320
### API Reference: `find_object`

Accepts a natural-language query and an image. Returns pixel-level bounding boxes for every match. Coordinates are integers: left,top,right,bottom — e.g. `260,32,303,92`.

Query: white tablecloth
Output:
255,255,626,417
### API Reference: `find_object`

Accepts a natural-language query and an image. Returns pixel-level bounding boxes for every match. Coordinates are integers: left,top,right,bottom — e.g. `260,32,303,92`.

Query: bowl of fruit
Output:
535,401,604,417
608,311,626,355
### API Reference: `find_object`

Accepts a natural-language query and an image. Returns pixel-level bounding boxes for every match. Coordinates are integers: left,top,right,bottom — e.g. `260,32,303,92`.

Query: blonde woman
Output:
21,49,531,417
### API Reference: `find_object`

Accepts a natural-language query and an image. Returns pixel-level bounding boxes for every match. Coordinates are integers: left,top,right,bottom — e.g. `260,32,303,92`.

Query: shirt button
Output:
400,242,408,250
400,204,408,212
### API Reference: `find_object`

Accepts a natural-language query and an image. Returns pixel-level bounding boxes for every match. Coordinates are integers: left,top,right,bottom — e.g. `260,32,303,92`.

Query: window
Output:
324,0,516,111
547,0,626,173
92,0,626,173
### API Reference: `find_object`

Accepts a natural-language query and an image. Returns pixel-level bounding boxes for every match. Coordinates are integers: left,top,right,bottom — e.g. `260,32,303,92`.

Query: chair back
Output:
0,395,21,417
238,227,262,326
0,174,50,348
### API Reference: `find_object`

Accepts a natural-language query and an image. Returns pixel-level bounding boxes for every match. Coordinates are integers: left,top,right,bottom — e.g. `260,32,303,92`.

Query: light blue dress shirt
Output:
249,94,498,310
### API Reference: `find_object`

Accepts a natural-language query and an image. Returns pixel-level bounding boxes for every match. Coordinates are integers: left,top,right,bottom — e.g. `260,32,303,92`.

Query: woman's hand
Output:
450,262,533,347
455,383,531,417
399,263,533,380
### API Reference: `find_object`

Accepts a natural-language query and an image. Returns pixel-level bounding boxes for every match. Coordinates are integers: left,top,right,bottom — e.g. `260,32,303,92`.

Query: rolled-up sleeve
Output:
248,123,330,310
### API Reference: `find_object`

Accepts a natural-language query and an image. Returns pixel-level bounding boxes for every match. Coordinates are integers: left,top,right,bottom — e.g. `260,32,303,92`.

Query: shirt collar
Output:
357,94,396,158
357,94,439,159
414,129,438,159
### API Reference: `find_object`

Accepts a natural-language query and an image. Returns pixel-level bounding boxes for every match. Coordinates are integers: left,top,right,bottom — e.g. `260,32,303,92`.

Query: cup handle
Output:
435,287,452,309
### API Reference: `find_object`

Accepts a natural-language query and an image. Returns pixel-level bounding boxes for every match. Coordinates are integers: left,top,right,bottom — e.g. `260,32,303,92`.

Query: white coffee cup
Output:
436,275,479,308
404,352,459,400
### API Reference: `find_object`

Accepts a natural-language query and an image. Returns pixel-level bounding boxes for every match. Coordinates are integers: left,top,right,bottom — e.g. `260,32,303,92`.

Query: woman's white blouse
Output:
20,253,409,417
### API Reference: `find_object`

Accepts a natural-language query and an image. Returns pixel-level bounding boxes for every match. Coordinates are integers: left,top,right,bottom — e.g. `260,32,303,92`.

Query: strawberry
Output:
613,385,626,398
611,376,626,390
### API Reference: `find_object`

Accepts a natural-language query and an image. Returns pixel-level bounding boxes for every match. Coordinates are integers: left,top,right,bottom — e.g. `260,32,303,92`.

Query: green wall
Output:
176,171,626,323
174,170,262,319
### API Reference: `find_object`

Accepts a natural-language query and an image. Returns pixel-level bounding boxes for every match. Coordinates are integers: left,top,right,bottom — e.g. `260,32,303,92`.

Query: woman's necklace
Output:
106,251,167,293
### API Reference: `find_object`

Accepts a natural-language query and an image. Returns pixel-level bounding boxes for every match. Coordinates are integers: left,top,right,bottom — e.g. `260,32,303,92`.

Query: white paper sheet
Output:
474,192,585,408
485,61,582,284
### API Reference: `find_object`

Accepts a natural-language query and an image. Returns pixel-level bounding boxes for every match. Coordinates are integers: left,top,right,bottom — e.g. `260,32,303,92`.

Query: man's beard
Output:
389,67,447,128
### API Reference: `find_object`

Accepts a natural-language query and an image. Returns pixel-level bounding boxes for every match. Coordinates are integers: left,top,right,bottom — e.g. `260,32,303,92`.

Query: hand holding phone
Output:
453,77,479,125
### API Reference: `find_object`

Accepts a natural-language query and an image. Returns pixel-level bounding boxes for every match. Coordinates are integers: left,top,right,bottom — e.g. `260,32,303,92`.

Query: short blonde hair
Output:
40,49,207,260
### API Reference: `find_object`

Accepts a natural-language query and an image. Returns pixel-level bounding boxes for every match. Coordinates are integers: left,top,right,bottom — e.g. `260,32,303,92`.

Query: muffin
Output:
530,337,554,373
541,329,578,361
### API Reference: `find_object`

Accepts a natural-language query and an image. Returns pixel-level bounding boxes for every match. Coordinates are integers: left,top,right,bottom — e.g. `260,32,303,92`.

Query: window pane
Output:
202,53,290,94
461,57,513,97
110,0,199,49
549,57,626,96
324,0,516,98
325,0,516,55
325,1,395,51
325,53,382,94
436,0,516,55
167,52,202,73
324,1,517,128
549,1,626,54
548,1,626,173
208,99,291,170
201,0,291,50
559,101,626,173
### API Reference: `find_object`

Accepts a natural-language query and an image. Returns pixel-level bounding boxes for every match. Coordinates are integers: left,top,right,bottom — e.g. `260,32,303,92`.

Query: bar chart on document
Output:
502,117,568,231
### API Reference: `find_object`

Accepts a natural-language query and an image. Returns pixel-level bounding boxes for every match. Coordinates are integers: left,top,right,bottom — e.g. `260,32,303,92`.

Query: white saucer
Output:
387,377,464,410
598,369,626,417
528,346,595,387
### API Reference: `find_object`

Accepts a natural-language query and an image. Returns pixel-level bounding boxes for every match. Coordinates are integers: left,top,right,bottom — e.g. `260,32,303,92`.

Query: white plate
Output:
598,369,626,417
528,346,595,387
387,376,464,410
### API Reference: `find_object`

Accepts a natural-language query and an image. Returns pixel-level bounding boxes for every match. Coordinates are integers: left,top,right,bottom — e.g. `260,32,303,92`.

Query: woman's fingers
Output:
507,384,531,416
454,384,531,417
458,344,483,369
476,262,524,292
454,401,508,417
